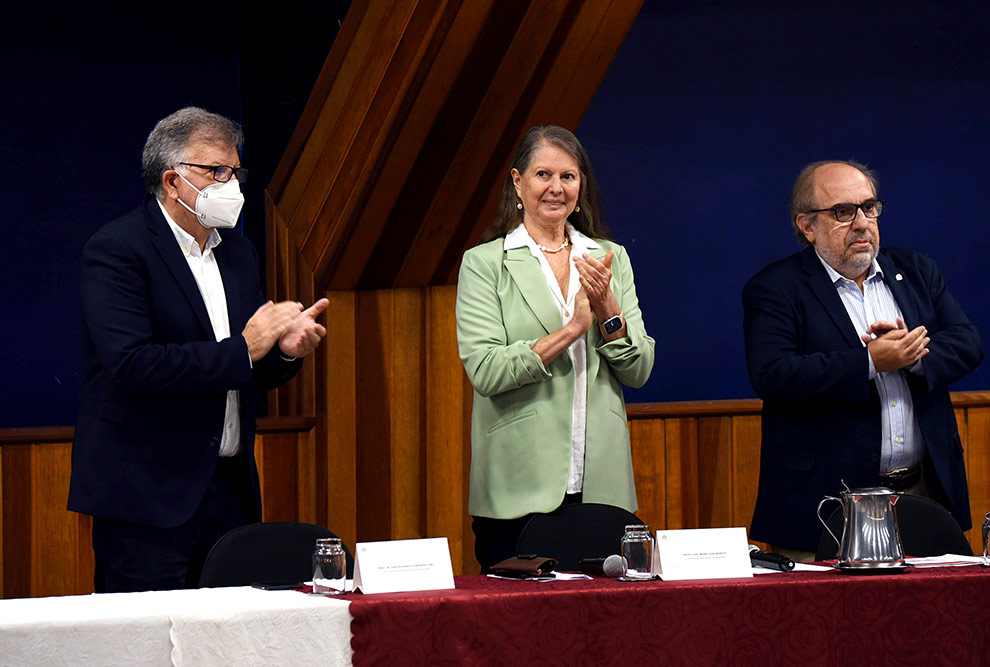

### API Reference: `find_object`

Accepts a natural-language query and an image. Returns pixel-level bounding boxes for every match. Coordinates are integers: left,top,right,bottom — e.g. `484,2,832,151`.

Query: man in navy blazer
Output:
69,108,329,592
743,160,982,556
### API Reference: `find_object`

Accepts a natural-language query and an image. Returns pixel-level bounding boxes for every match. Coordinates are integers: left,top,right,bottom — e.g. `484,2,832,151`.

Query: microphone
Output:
579,554,627,578
749,544,795,571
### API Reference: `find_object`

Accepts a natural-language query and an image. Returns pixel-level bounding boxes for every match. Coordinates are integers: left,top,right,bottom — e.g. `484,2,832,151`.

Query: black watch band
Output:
602,315,623,334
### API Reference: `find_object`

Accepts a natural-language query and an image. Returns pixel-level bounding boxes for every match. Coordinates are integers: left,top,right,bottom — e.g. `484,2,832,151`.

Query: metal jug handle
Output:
816,496,843,548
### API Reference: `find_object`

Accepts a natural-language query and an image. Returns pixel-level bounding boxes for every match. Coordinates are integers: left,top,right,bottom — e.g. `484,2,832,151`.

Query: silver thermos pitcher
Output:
817,484,907,571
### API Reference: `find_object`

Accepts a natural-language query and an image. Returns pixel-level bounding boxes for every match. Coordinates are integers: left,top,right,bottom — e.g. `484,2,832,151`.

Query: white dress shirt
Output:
817,253,925,472
158,200,243,457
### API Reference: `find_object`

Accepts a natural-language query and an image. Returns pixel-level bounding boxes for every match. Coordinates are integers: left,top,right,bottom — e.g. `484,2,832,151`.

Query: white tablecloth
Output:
0,587,352,666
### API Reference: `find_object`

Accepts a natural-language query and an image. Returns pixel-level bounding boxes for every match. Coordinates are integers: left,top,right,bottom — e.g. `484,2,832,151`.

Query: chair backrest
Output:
815,494,972,561
199,521,354,588
514,503,642,571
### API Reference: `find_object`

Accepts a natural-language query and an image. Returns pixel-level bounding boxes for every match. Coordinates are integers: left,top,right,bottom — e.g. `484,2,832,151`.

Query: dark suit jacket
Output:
743,246,983,551
68,197,301,528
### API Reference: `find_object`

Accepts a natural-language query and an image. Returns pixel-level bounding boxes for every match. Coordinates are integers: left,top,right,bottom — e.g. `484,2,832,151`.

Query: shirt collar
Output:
815,250,882,286
157,198,222,257
503,222,601,255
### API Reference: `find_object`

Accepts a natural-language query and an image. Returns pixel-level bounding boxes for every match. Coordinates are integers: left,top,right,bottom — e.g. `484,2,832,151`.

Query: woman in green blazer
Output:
456,125,655,572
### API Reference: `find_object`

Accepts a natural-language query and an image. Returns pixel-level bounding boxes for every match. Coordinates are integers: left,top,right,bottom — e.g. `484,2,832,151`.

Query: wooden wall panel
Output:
965,406,990,555
2,444,31,598
0,442,85,598
296,428,318,526
266,198,297,418
628,418,665,533
731,415,765,549
323,291,358,548
256,432,300,522
426,286,473,573
697,416,733,529
389,289,426,540
74,511,94,597
355,290,397,541
664,417,699,530
30,444,76,597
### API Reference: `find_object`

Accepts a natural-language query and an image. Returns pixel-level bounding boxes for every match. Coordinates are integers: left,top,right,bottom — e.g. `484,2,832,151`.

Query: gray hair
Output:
142,107,244,198
789,159,878,245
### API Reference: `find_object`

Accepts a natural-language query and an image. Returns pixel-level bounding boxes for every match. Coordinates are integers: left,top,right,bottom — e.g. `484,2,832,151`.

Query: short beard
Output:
824,242,877,281
842,250,876,279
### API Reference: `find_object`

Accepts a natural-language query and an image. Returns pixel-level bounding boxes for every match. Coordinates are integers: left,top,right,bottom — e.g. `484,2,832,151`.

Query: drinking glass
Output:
620,524,654,580
313,537,346,594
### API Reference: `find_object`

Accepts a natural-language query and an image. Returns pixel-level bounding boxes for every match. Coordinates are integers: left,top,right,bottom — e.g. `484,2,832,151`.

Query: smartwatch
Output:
602,315,623,334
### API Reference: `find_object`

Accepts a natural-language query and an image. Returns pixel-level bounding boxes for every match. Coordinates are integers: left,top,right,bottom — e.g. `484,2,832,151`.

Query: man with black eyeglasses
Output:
742,160,983,561
69,107,329,592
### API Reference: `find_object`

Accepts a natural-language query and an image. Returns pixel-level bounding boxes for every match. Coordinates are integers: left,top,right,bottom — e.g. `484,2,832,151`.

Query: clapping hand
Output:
864,317,929,372
243,300,304,362
279,298,330,358
575,250,616,317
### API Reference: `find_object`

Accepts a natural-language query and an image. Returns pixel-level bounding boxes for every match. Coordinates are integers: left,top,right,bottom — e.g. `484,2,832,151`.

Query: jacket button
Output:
208,437,220,447
870,453,880,463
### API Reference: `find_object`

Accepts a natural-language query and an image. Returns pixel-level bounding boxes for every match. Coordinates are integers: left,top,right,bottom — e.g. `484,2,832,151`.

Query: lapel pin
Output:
895,273,903,281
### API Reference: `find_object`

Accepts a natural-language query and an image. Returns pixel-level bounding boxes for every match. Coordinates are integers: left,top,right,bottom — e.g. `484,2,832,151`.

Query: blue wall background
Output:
0,3,346,427
2,0,987,426
578,0,990,403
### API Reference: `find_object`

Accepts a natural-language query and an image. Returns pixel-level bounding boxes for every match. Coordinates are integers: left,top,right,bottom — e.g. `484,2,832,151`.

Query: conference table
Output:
3,565,990,665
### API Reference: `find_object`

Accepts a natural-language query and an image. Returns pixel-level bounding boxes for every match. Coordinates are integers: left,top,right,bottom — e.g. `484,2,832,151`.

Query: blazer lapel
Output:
145,198,215,337
800,247,862,348
877,252,920,328
503,246,562,336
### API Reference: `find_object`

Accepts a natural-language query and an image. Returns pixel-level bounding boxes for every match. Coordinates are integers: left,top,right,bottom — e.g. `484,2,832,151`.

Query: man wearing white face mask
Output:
69,107,330,593
173,163,247,229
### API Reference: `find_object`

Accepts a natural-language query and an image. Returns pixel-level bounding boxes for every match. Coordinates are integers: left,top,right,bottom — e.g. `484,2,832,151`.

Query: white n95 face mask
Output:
175,170,245,229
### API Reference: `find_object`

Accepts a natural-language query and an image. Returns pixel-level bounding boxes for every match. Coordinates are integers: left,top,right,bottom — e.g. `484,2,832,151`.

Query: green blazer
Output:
456,236,655,520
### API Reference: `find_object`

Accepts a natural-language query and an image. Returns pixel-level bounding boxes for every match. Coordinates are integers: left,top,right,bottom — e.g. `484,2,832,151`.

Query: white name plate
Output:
655,527,753,581
353,537,455,594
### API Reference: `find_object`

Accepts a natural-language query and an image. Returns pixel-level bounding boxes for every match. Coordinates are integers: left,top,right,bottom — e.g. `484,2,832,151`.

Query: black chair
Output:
815,494,972,561
199,521,354,588
514,503,642,571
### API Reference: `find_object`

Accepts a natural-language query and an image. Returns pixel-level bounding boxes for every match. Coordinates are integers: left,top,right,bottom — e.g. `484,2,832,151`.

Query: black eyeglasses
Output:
808,199,884,223
178,162,249,184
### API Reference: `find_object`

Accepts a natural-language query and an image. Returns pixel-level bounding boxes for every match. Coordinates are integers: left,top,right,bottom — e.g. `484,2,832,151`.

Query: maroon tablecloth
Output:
348,567,990,665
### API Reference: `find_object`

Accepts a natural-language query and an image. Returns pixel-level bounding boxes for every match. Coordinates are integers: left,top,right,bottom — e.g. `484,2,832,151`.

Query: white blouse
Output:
504,222,600,493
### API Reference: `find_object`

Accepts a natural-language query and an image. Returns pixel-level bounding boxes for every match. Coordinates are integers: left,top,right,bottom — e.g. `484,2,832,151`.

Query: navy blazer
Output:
743,246,983,551
68,197,301,528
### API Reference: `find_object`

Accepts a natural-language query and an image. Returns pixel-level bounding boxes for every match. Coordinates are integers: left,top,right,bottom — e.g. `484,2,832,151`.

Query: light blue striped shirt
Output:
816,253,925,473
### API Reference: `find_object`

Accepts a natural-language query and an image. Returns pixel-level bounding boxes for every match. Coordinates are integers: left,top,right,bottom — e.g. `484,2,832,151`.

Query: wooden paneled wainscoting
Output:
0,418,316,600
3,393,989,599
